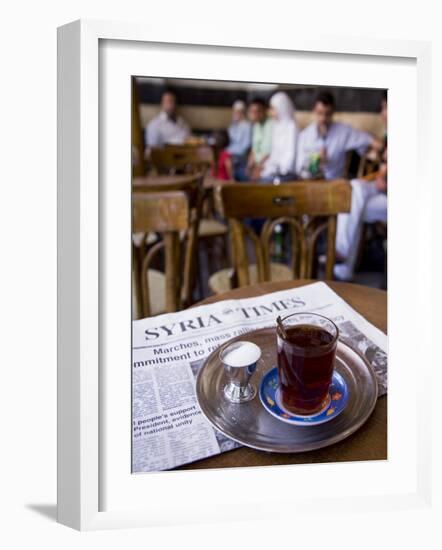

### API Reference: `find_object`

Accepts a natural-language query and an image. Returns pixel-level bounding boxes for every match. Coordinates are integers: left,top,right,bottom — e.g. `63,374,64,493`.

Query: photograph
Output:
131,76,388,473
2,0,437,540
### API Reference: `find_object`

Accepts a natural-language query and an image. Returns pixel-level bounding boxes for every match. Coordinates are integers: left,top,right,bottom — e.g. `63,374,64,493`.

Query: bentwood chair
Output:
150,144,214,175
132,173,204,311
209,180,352,294
148,144,224,237
132,191,190,319
357,154,381,179
138,159,228,294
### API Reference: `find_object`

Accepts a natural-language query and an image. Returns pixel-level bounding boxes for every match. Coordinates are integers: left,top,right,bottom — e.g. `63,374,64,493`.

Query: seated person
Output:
145,89,190,148
260,91,299,182
296,91,383,180
226,100,252,181
335,147,388,281
212,130,234,180
246,98,273,180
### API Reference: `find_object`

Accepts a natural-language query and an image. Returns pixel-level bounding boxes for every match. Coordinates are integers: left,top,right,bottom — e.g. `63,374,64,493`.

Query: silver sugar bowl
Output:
219,340,262,403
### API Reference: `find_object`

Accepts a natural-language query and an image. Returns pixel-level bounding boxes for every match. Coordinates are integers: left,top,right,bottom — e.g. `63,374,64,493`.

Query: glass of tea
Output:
276,312,338,415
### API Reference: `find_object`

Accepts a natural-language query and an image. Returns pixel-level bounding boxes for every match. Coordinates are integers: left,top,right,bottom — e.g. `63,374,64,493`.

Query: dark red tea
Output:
277,324,337,414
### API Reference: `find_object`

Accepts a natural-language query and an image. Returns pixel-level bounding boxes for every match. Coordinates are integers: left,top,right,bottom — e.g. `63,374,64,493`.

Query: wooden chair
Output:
209,180,352,294
147,148,226,236
132,173,203,310
132,173,203,191
344,150,381,180
135,169,228,296
150,144,214,175
132,191,190,319
357,153,380,179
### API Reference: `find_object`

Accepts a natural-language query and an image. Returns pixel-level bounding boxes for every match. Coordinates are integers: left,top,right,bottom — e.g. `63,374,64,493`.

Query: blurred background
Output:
135,77,385,141
132,77,387,320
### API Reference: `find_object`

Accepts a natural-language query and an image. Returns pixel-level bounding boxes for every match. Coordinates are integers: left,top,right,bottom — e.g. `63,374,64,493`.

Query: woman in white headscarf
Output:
260,91,299,182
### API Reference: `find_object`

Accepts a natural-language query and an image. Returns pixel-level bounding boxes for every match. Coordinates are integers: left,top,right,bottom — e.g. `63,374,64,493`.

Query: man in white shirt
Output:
145,90,191,148
296,91,382,180
334,92,388,281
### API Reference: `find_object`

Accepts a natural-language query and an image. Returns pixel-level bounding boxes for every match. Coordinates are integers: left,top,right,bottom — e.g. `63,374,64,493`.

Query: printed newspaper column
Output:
132,346,220,472
132,282,388,472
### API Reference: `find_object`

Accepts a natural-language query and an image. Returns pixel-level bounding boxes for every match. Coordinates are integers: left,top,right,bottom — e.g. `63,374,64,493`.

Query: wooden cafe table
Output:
178,279,387,470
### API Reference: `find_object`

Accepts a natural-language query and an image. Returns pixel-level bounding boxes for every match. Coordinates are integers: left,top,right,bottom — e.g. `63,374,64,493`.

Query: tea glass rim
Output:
276,311,339,351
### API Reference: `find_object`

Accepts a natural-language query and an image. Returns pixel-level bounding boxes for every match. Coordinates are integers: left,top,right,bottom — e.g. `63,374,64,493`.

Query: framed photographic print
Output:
57,19,432,530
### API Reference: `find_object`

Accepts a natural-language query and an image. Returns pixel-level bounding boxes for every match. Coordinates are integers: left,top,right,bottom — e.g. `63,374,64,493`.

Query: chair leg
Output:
196,240,210,300
325,216,337,280
132,244,144,319
354,223,368,273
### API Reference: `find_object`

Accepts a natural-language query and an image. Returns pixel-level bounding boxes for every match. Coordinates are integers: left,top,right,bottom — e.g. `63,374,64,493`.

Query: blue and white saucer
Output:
259,367,349,426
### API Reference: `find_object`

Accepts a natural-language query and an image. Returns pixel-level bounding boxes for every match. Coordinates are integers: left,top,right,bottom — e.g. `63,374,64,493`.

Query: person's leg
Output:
363,193,387,223
233,155,248,181
334,179,377,280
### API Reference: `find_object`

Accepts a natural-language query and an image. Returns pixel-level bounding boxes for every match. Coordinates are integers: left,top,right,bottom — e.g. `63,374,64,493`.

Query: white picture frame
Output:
57,19,433,531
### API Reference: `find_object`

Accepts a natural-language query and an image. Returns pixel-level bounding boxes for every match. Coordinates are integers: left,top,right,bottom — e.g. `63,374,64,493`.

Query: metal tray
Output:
195,327,378,453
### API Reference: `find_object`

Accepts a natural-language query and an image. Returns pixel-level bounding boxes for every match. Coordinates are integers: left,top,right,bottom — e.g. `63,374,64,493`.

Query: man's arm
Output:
375,162,387,192
369,136,384,153
345,126,375,156
247,149,255,168
251,154,270,180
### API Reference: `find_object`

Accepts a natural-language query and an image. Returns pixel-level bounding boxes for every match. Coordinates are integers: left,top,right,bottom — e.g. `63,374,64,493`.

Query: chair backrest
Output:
132,173,203,308
219,180,351,285
150,144,214,175
132,172,202,193
357,153,380,179
132,191,189,318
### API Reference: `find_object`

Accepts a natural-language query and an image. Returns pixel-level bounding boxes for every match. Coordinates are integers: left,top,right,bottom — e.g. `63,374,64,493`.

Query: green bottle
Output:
308,152,321,178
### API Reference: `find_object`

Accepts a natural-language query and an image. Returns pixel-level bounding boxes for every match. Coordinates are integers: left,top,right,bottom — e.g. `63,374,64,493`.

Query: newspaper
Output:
132,281,387,473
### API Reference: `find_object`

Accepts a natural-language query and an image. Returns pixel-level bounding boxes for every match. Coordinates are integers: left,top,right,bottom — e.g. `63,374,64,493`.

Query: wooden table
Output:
178,279,387,470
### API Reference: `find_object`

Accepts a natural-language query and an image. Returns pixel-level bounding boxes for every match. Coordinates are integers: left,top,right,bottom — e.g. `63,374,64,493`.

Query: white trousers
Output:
335,179,387,278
